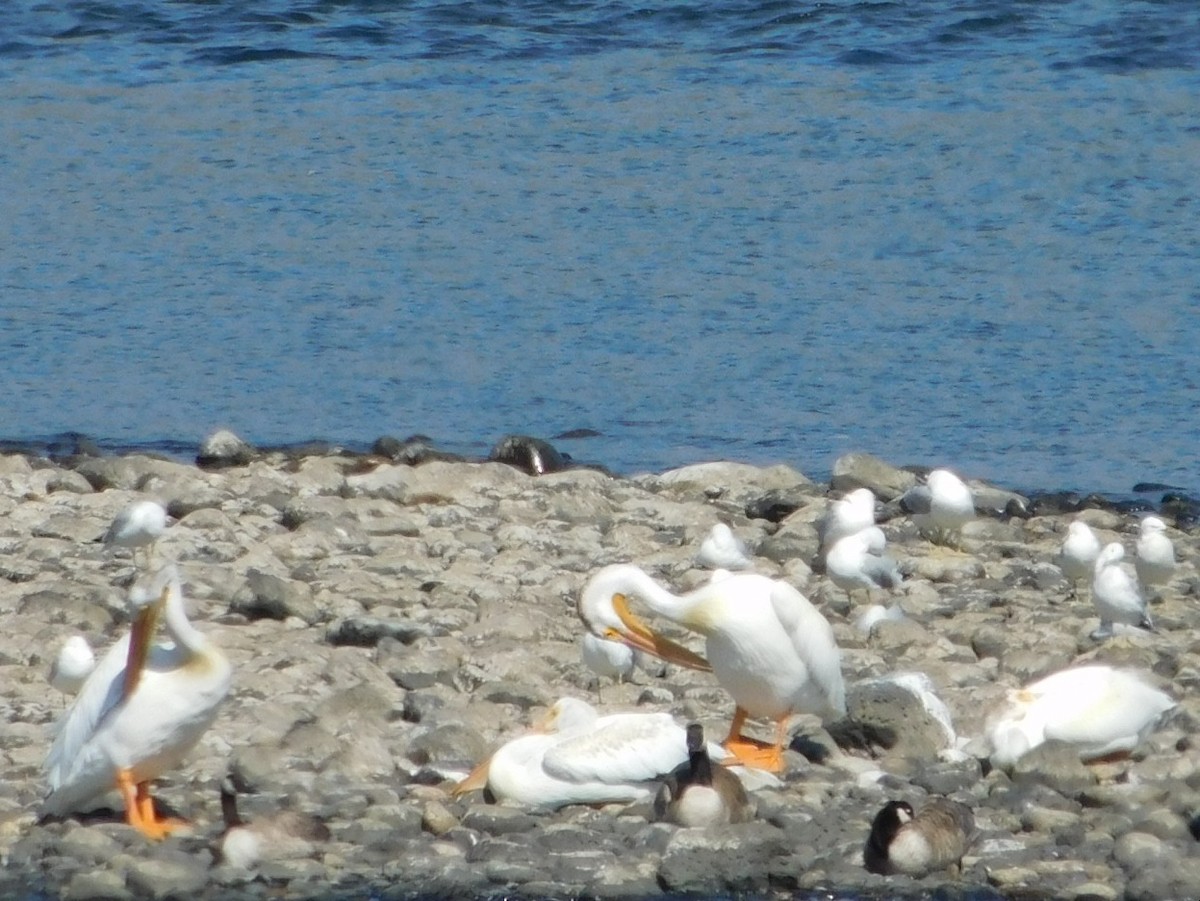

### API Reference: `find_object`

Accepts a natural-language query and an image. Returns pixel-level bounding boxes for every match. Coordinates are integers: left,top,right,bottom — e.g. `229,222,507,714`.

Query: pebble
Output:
0,442,1196,900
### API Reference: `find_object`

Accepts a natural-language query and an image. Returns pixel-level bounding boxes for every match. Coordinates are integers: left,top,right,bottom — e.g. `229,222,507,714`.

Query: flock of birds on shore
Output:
37,469,1186,879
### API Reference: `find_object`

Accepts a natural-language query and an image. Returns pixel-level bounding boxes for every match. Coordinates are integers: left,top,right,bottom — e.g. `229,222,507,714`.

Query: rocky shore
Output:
0,435,1197,901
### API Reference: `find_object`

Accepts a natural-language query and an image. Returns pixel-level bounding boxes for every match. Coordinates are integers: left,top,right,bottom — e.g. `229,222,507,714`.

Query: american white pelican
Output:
981,665,1175,768
898,470,973,546
825,529,902,604
1058,521,1102,599
653,722,752,827
1092,542,1153,638
1135,516,1176,596
41,565,231,839
864,798,976,876
578,564,845,772
49,636,96,696
217,777,330,869
452,697,729,810
696,523,752,571
103,500,170,568
817,488,877,553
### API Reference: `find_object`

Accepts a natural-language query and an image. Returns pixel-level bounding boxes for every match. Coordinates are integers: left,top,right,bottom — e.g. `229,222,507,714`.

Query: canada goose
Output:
864,797,975,876
654,723,752,827
217,777,331,868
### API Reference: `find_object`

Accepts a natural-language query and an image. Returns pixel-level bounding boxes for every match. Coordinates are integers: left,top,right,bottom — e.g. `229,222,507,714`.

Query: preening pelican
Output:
1092,542,1153,639
653,723,752,827
41,565,231,839
452,697,729,810
981,665,1175,768
1058,521,1101,600
1135,516,1176,596
578,564,845,772
217,776,330,869
103,500,169,568
49,636,96,696
864,798,976,876
898,470,973,546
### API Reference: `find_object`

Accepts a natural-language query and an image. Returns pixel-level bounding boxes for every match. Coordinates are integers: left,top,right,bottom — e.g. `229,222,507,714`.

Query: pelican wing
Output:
543,713,688,784
768,581,846,716
44,633,131,790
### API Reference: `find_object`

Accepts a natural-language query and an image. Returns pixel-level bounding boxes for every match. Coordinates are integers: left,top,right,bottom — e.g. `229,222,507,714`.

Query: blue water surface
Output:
1,0,1198,496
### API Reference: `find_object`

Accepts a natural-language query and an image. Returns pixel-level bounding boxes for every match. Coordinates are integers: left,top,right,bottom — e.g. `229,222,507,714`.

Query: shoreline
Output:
0,438,1197,900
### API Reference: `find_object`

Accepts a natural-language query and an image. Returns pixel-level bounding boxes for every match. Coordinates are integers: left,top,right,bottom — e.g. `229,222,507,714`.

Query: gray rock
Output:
830,452,918,501
231,569,321,624
657,822,789,893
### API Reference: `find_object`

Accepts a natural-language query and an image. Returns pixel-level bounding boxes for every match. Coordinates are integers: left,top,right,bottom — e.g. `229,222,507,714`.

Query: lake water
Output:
2,0,1199,499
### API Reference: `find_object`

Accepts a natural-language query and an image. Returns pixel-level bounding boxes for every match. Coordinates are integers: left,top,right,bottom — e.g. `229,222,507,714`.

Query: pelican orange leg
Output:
721,707,787,773
116,769,185,840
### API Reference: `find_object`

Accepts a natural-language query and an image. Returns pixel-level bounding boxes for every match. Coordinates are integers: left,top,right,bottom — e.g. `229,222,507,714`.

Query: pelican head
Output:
577,565,711,672
123,565,181,698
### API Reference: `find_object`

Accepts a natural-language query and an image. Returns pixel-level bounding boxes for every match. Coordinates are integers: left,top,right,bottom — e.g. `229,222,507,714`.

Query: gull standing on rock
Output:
817,488,878,555
578,564,845,773
580,633,644,699
103,500,170,568
1058,521,1102,600
48,636,95,697
898,470,974,547
825,529,903,605
696,523,753,571
1091,542,1153,639
1135,516,1176,598
41,565,232,838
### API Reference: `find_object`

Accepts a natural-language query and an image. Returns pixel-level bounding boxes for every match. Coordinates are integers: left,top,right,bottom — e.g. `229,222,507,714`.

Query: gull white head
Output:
49,636,95,695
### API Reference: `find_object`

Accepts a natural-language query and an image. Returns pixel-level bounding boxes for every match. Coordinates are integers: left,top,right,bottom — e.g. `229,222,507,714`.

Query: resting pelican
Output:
103,500,170,568
696,523,753,571
49,636,96,696
1135,516,1176,597
1092,542,1153,639
578,564,845,772
217,777,330,868
452,697,729,810
864,798,976,876
980,665,1175,768
1058,521,1102,600
653,723,752,827
41,565,231,839
898,470,973,546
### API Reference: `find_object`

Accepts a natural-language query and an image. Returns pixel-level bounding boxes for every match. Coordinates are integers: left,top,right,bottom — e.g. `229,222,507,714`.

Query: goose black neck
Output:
220,784,245,828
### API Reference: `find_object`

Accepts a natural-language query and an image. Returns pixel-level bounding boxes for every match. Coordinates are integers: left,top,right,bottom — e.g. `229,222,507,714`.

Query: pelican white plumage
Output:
41,565,231,838
452,697,730,810
898,470,974,546
1058,521,1102,600
49,636,96,696
981,665,1175,768
578,564,845,772
696,523,752,571
1135,516,1176,596
1092,542,1153,639
103,500,170,568
825,529,903,604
